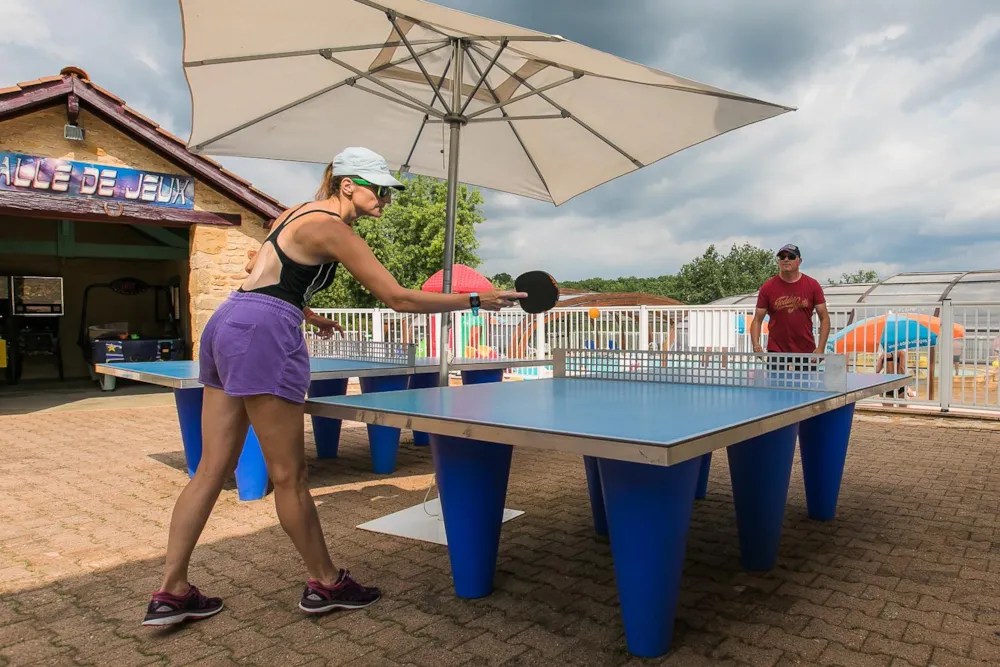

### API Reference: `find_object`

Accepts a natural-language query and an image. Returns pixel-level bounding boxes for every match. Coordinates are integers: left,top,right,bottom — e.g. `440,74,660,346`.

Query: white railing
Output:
309,299,1000,414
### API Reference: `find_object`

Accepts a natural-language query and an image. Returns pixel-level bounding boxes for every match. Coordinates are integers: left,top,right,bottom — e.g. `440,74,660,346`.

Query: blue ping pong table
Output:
96,340,550,501
305,348,910,658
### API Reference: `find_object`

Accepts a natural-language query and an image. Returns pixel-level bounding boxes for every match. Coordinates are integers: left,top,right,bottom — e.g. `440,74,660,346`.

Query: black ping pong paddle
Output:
514,270,559,313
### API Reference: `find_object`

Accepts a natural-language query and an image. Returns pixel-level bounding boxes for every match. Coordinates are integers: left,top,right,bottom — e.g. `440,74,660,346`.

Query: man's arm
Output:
749,307,768,353
814,302,831,354
813,281,830,354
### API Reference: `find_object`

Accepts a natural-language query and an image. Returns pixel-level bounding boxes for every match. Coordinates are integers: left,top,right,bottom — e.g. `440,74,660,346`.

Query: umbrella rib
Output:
191,79,355,152
463,48,551,196
353,0,454,40
468,43,643,167
322,48,447,119
497,43,795,112
465,72,581,120
461,35,565,43
350,84,441,116
352,0,564,44
461,114,567,123
182,40,447,67
387,11,452,114
459,40,508,117
401,115,429,173
402,56,454,172
190,42,450,151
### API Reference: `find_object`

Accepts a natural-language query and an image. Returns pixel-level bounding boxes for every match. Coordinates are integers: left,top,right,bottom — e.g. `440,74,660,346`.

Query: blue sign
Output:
0,151,194,209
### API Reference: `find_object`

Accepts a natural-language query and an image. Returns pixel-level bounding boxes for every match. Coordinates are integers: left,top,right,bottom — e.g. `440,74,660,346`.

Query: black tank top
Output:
239,204,340,309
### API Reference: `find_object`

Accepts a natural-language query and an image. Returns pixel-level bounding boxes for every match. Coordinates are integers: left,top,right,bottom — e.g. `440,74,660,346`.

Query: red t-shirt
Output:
756,274,826,353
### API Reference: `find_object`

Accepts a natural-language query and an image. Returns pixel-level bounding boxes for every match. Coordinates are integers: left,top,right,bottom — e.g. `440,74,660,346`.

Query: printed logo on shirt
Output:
773,295,810,313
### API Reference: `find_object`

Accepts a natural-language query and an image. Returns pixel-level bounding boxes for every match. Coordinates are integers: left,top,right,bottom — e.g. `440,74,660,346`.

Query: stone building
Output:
0,67,285,385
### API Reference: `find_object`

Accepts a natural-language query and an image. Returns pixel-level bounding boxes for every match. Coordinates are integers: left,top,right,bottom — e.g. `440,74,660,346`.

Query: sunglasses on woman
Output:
350,177,393,199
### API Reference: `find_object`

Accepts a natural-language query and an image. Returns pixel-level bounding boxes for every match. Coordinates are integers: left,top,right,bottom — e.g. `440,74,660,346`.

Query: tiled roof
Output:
0,66,286,222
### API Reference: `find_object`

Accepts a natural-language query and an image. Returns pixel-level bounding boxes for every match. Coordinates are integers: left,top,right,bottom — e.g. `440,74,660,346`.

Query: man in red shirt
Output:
750,244,830,355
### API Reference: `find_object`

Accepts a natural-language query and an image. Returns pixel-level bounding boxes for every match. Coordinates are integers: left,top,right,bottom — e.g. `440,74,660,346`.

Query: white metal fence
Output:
309,299,1000,414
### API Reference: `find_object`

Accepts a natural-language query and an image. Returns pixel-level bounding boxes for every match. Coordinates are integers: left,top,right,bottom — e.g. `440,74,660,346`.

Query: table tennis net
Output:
554,349,848,392
307,337,416,366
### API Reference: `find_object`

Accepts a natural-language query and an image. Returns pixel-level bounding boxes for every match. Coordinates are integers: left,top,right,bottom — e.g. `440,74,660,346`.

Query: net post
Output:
939,299,953,412
553,348,567,377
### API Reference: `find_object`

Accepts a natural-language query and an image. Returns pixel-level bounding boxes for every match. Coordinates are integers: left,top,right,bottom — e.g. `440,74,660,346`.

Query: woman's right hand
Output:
478,289,528,311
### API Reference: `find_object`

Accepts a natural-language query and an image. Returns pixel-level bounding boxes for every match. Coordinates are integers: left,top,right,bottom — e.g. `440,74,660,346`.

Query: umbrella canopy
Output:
827,313,965,354
178,0,795,383
421,264,493,293
179,0,794,204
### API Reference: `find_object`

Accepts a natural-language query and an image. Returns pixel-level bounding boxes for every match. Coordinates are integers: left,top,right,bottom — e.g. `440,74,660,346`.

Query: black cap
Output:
777,244,800,258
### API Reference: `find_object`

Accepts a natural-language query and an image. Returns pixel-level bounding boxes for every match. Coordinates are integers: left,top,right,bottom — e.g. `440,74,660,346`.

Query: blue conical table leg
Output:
430,434,513,598
173,387,204,478
407,372,438,446
799,404,856,521
234,426,268,501
695,452,712,500
598,456,701,658
359,374,412,473
726,424,798,571
583,456,608,537
308,378,349,458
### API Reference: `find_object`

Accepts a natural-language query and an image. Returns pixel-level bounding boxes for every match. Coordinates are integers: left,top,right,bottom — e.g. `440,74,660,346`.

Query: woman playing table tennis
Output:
142,147,525,627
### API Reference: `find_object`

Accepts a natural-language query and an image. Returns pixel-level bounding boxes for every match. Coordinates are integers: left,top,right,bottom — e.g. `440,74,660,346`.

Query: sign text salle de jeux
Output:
0,151,195,209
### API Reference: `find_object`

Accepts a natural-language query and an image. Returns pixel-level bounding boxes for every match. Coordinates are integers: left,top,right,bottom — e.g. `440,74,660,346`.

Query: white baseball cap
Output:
332,147,405,189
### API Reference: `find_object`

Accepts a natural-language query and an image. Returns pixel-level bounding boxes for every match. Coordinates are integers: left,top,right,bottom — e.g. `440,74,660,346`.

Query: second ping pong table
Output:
95,338,550,500
306,348,911,658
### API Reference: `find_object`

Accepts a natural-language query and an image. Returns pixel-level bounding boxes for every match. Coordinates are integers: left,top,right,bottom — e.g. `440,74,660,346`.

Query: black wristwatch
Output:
469,292,480,315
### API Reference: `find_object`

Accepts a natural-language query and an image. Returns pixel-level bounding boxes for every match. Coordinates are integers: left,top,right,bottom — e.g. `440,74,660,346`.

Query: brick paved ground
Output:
2,397,1000,666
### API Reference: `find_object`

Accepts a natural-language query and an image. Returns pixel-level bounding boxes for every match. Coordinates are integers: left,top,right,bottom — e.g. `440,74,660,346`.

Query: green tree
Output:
828,269,879,284
308,174,487,308
558,243,777,304
490,272,514,290
673,243,777,304
560,275,681,298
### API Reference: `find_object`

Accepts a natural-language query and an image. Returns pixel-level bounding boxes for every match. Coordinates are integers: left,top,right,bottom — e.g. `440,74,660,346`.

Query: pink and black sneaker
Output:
142,585,224,627
299,569,381,614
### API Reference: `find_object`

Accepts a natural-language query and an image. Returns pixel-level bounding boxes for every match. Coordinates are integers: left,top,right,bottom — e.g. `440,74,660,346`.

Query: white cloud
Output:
213,156,325,207
478,211,765,280
475,12,1000,280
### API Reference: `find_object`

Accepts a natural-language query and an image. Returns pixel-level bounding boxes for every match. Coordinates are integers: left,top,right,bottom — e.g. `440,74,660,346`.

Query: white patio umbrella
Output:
178,0,794,384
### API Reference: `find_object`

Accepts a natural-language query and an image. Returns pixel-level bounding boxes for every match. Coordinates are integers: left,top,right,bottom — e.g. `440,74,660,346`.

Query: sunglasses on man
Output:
350,177,394,199
777,253,798,260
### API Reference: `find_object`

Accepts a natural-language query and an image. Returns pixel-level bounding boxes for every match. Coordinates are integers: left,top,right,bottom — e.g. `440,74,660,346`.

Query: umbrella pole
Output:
438,39,465,388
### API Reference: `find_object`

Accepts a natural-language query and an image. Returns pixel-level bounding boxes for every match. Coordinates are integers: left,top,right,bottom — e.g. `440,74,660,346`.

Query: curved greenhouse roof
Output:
712,270,1000,307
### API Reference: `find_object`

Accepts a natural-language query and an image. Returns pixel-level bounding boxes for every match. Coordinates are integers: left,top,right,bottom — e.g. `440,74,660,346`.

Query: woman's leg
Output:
243,394,337,581
143,387,249,626
243,393,380,612
161,387,249,593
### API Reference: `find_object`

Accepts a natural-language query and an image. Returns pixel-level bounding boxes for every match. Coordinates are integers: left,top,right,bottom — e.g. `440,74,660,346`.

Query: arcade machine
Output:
0,276,9,385
77,276,186,390
3,276,66,385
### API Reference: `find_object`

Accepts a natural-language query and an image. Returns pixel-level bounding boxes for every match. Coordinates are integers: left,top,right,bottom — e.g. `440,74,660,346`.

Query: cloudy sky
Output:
3,0,999,284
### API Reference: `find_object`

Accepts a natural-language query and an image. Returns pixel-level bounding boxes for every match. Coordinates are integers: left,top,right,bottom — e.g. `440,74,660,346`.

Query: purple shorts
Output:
198,291,310,404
